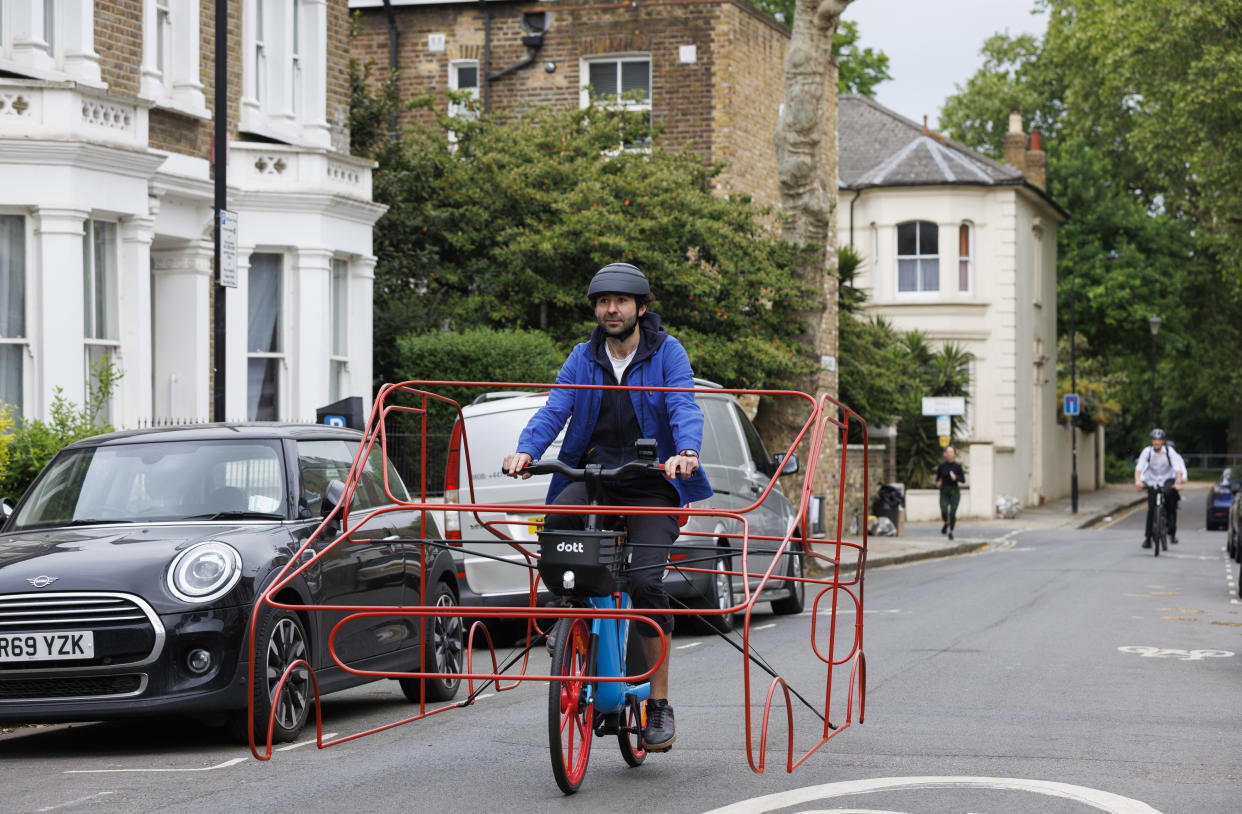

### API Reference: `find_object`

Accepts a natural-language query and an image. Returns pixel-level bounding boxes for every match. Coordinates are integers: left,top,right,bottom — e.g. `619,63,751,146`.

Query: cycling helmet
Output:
1150,428,1165,440
587,263,650,300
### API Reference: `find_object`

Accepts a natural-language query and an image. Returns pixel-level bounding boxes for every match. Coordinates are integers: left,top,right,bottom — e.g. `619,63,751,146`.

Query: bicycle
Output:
1146,484,1169,557
523,444,673,794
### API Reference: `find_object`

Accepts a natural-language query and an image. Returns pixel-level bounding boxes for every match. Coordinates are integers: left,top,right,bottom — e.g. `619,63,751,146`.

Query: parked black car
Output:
0,424,463,743
1206,467,1235,531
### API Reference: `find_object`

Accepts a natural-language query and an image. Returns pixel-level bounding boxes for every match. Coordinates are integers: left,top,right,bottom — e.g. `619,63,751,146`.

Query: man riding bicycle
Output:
503,262,711,753
1135,428,1187,548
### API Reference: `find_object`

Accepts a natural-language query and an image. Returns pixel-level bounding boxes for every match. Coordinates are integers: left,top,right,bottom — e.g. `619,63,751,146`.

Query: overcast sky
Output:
842,0,1048,128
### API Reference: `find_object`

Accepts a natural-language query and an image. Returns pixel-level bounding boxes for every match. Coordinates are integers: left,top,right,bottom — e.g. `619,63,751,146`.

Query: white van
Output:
441,385,805,631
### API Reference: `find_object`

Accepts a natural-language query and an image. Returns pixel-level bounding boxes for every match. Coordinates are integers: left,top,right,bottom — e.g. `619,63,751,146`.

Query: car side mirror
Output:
0,498,14,524
321,479,347,533
774,452,799,477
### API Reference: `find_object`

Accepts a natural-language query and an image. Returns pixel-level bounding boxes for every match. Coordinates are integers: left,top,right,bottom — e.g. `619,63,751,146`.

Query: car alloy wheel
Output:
401,581,464,702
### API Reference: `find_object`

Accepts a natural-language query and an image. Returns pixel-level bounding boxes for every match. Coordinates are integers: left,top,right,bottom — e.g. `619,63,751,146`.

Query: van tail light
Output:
443,420,463,544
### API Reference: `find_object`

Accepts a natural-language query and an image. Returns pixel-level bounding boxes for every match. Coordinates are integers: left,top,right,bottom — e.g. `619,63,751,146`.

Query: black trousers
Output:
543,478,680,637
1144,479,1180,539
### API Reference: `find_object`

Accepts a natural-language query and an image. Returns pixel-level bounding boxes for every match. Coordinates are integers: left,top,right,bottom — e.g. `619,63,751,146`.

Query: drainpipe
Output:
848,188,861,247
487,13,550,82
380,0,398,74
480,0,492,113
380,0,399,131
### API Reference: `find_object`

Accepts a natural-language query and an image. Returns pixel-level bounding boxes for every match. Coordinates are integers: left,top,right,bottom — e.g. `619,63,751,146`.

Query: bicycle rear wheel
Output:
617,694,647,767
549,618,594,794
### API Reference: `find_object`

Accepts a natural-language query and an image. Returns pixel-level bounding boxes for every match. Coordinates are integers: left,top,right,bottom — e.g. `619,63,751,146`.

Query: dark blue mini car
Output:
1207,468,1235,531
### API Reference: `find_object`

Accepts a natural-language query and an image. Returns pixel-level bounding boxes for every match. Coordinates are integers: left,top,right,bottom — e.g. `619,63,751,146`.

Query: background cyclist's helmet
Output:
1150,428,1166,440
587,262,651,300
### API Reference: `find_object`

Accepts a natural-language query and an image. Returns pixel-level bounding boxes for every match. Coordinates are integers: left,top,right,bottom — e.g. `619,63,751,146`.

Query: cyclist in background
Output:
1135,428,1187,548
503,262,711,752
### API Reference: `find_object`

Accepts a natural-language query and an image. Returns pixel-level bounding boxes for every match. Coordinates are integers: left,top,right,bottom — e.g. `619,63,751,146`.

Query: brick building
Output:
349,0,796,209
0,1,384,426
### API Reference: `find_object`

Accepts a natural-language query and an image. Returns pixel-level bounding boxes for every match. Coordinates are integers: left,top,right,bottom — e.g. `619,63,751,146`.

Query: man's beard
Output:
600,312,639,341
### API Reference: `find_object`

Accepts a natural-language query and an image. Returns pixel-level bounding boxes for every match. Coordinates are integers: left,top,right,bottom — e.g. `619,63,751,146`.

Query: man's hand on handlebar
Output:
663,453,699,481
503,452,533,479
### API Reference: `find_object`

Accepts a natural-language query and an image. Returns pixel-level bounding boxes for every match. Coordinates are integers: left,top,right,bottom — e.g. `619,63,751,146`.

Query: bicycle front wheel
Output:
549,618,594,794
1154,505,1165,557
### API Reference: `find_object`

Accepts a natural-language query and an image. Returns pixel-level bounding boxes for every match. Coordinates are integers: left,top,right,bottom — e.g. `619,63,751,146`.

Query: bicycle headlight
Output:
168,542,243,603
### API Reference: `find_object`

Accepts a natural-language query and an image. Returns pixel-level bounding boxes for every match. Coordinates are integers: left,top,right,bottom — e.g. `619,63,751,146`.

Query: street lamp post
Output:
1069,251,1120,514
1148,316,1162,427
1070,263,1078,513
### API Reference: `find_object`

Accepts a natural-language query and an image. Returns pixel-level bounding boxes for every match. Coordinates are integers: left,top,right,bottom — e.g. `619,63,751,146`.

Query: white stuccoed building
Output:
838,95,1101,517
0,1,383,427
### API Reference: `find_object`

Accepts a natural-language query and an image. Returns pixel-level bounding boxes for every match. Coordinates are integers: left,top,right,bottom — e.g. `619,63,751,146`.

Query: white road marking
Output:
676,641,702,650
1118,645,1234,660
475,693,494,700
276,732,339,752
35,792,116,812
801,608,902,617
701,776,1164,814
67,758,247,774
752,623,776,631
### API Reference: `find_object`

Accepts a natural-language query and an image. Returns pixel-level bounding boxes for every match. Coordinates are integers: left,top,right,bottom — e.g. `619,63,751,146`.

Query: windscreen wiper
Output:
184,511,285,521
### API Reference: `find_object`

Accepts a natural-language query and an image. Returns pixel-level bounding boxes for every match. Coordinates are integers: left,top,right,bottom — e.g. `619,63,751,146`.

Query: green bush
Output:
392,328,565,426
0,358,121,501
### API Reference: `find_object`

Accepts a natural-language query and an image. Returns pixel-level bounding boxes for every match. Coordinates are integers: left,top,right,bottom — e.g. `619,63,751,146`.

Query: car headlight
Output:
167,542,243,603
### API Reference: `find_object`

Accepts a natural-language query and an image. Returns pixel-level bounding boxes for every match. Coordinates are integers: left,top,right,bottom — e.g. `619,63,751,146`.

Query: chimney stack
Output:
1026,128,1047,191
1003,108,1028,172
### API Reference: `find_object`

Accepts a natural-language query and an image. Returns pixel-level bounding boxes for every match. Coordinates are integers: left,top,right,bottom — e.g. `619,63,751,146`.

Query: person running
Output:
1135,428,1187,547
502,262,711,753
935,446,966,540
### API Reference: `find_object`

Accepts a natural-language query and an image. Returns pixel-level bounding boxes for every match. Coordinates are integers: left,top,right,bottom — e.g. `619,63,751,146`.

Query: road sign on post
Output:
921,396,965,416
1064,393,1080,416
218,210,238,288
936,414,951,437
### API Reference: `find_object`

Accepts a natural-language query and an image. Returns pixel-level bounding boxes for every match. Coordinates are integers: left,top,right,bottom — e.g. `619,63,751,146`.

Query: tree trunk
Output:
755,0,853,519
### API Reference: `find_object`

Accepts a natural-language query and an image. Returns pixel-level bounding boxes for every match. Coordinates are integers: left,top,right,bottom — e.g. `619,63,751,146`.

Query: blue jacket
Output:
517,312,713,505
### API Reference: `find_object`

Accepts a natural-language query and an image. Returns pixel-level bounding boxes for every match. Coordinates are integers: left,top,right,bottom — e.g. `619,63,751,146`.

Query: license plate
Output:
0,631,95,662
527,515,544,535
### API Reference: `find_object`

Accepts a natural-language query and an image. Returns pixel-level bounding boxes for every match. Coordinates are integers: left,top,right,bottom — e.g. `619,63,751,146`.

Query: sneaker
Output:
1142,538,1152,548
948,531,954,540
643,698,676,752
940,523,948,535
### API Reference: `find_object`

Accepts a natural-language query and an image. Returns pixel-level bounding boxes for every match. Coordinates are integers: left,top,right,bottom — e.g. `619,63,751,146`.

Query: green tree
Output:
742,3,892,98
351,70,814,394
0,357,121,499
893,334,973,488
939,0,1242,457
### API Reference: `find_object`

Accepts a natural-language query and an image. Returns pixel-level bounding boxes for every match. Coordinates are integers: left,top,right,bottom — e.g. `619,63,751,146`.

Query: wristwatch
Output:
679,450,698,458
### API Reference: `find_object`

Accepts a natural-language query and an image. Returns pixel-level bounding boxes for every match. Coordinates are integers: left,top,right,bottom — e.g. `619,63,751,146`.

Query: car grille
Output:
0,592,164,672
0,674,145,700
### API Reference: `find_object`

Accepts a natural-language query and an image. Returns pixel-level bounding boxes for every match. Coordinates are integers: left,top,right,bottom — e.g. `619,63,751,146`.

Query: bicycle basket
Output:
536,528,625,597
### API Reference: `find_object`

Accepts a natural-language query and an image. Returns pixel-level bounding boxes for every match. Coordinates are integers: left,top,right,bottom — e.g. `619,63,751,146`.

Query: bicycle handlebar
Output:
523,458,665,481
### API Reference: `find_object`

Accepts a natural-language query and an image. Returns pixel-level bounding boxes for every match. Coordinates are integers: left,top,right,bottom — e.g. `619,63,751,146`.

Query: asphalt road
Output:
3,505,1239,814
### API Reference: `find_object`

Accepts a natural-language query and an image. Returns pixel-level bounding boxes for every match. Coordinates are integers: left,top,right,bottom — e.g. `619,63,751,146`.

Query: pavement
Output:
806,482,1209,575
